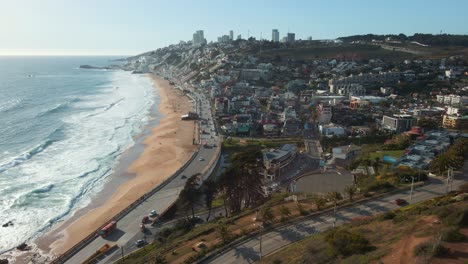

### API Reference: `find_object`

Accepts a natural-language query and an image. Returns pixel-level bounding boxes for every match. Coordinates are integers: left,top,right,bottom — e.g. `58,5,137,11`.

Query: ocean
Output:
0,56,156,252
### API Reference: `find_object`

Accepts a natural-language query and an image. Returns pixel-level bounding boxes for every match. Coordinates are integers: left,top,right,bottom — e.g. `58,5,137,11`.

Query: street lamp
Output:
254,222,263,261
409,176,415,202
120,245,124,262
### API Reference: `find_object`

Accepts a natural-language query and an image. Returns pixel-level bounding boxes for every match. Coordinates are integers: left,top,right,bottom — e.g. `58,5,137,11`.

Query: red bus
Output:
98,221,116,237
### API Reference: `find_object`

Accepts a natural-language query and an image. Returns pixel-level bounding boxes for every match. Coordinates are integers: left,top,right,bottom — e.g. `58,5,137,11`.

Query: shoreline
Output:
30,74,196,258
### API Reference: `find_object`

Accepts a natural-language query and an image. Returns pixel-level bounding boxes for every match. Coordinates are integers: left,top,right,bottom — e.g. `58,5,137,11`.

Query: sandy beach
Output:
35,74,196,255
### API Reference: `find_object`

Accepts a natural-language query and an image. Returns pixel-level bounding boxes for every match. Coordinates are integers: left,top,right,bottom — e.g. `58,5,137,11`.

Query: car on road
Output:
149,210,157,217
199,157,205,161
395,198,407,206
142,216,149,223
135,239,145,247
191,216,204,225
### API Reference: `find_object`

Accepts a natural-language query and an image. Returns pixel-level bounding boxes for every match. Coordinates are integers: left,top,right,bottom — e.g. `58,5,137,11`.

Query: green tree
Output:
203,180,217,221
279,205,291,220
344,185,357,202
260,206,275,224
430,152,463,174
218,146,265,214
179,174,201,220
327,192,343,205
150,254,168,264
324,228,371,256
216,221,231,244
311,194,327,211
417,118,439,130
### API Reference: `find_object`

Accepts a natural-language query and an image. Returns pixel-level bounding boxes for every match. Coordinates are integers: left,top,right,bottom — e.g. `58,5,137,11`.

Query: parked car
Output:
142,216,149,223
149,210,158,217
135,239,145,247
395,198,407,206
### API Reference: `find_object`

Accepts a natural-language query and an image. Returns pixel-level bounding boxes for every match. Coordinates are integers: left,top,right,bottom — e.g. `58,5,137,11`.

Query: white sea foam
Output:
0,71,156,252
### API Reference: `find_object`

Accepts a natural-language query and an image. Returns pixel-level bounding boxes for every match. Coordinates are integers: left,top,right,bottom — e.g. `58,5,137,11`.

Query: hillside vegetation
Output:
261,192,468,264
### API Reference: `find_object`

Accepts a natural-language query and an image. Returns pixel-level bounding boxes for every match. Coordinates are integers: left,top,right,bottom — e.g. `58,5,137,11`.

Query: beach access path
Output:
61,80,221,263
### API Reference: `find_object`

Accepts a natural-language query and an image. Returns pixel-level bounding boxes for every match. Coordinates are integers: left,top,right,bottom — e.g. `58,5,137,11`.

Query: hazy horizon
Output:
1,0,468,56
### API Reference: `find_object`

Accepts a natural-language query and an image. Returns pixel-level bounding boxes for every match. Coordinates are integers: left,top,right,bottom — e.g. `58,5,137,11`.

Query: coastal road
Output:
202,173,468,264
64,90,221,264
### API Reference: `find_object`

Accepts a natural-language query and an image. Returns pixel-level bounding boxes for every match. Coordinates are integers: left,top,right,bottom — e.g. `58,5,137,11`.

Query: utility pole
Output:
120,246,124,262
447,167,453,192
409,176,415,202
333,201,337,227
447,167,454,193
259,231,263,260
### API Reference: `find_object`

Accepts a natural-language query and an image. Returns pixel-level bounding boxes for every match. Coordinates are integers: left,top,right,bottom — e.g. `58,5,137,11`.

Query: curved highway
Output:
63,82,220,264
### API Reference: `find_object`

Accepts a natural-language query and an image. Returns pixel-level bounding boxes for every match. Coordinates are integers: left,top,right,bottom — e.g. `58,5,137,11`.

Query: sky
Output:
0,0,467,56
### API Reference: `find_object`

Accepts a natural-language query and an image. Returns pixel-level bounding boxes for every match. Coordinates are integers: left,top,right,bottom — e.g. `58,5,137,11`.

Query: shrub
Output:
324,228,372,256
380,211,396,220
365,181,394,193
432,244,449,257
441,228,465,242
414,241,448,257
272,259,282,264
297,203,309,216
392,212,409,224
413,241,432,256
443,208,468,227
459,182,468,193
432,206,452,219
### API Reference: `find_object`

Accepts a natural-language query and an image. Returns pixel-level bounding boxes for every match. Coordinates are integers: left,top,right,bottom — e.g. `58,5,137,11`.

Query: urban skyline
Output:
1,0,468,55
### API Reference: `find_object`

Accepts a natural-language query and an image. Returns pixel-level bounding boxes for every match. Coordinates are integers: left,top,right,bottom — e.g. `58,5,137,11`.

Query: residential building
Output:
272,29,279,42
380,87,394,95
317,103,332,124
382,114,416,133
282,119,302,136
304,139,323,159
336,84,366,96
262,144,298,182
319,123,346,137
442,114,468,130
436,94,467,106
263,124,279,137
192,30,206,46
229,30,234,41
332,144,361,167
240,69,271,81
287,32,295,43
329,72,400,93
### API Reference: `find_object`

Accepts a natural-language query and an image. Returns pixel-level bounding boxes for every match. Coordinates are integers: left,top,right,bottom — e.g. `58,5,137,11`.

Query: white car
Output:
149,210,157,217
135,239,145,247
199,157,205,161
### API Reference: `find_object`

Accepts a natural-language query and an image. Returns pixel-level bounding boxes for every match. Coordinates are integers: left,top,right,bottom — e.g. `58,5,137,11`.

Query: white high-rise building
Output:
229,30,234,41
272,29,279,42
192,30,206,46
